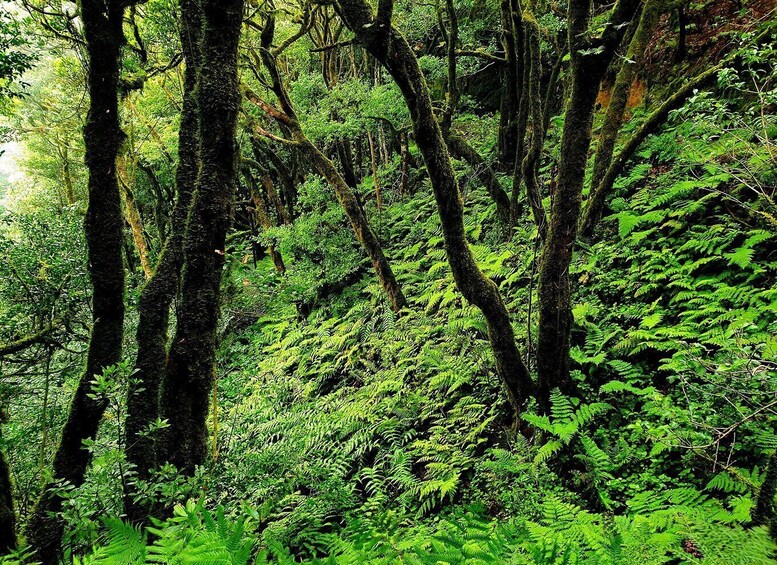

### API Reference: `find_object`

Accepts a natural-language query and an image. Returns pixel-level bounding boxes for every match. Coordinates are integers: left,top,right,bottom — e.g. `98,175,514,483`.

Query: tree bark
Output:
119,169,153,279
579,62,723,237
752,451,777,530
334,0,534,416
498,0,520,169
336,139,360,189
590,0,662,196
0,410,15,556
124,0,202,523
25,0,128,559
367,130,382,211
519,6,548,239
510,17,530,222
61,145,75,206
399,132,409,196
256,178,287,273
536,0,638,412
447,133,511,225
158,0,244,475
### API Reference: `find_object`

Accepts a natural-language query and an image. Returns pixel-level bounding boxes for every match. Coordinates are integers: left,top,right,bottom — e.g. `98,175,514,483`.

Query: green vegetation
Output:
0,0,775,562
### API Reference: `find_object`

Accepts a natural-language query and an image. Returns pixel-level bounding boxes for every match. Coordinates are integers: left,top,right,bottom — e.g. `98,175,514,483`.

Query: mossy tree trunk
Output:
337,139,360,190
509,10,530,224
535,0,639,412
335,0,534,417
498,0,520,170
439,0,511,226
752,451,777,529
157,0,244,475
447,133,512,225
25,0,129,559
246,18,408,313
250,174,286,273
519,4,548,239
579,60,723,237
590,0,663,196
0,410,15,556
124,0,202,523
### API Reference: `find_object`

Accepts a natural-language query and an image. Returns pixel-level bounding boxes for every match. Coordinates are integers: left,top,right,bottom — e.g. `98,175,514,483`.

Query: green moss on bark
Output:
25,0,128,560
158,0,244,475
124,0,202,524
336,0,534,417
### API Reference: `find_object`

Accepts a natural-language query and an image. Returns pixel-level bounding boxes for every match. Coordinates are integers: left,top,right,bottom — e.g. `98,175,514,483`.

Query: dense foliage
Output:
0,0,775,562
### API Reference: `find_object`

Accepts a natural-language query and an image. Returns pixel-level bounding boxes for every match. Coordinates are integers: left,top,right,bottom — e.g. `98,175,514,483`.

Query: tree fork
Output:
536,0,639,413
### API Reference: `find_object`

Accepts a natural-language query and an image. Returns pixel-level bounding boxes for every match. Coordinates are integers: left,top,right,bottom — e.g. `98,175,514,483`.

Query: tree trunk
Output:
676,4,687,62
158,0,244,475
124,0,202,523
253,177,287,273
498,0,520,169
590,0,662,196
247,18,408,314
336,139,359,189
579,61,724,237
752,451,777,528
399,132,409,196
367,131,382,211
334,0,534,417
62,145,75,206
447,133,511,225
262,174,291,226
119,169,153,279
536,0,638,412
251,136,298,218
0,410,16,556
519,7,547,239
304,136,406,312
509,10,530,223
25,0,128,559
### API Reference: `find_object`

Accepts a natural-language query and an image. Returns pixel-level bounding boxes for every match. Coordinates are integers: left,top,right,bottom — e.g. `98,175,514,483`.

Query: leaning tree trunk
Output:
535,0,638,412
590,0,662,196
335,0,534,417
0,410,16,556
158,0,244,475
303,136,407,312
579,59,725,237
25,0,128,560
124,0,202,523
245,21,408,314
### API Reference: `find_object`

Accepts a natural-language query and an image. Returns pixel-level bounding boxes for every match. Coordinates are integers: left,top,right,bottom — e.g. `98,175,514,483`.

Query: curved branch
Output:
0,321,60,357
